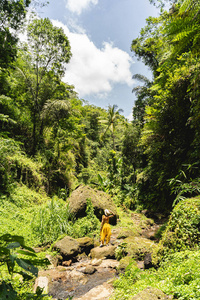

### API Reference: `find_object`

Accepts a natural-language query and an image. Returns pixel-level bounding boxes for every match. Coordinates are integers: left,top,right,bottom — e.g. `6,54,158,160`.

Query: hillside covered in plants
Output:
0,0,200,299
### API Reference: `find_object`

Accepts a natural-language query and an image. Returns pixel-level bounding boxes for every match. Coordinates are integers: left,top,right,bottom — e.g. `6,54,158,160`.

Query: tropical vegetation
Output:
0,0,200,299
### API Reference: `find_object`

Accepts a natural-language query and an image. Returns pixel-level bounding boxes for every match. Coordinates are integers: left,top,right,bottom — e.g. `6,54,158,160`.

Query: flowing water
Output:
48,261,117,300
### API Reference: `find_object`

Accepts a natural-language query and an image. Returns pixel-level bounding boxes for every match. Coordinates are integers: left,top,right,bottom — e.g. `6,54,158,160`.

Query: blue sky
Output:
38,0,159,119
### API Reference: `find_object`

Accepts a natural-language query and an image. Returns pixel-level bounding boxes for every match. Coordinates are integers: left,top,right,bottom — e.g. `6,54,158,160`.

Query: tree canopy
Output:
0,0,200,212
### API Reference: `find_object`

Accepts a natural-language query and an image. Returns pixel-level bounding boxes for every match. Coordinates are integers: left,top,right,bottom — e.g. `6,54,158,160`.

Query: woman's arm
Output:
108,212,115,219
100,215,105,232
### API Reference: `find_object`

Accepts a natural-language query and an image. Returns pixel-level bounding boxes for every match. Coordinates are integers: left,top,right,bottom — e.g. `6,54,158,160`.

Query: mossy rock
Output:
76,237,94,255
117,228,136,239
67,185,117,224
123,236,156,260
90,245,117,259
53,236,80,260
118,256,136,272
130,287,172,300
53,236,94,260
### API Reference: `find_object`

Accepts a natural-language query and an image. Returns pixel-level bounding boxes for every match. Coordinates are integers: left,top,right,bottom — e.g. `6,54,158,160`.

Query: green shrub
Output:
113,250,200,300
72,198,100,238
115,242,128,261
9,184,49,208
0,234,50,300
0,187,51,246
113,262,141,299
152,197,200,265
0,138,45,192
0,197,37,246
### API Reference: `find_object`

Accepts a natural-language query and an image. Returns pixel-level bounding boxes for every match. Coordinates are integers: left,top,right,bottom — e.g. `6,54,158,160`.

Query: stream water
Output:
48,261,117,299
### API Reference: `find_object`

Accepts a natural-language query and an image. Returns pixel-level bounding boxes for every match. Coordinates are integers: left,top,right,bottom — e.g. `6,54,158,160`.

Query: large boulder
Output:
130,287,173,300
67,185,117,225
90,245,117,259
76,237,94,255
53,236,94,260
123,236,156,260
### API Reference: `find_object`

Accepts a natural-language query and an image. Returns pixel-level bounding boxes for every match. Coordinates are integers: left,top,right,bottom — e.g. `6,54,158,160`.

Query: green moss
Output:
116,208,141,235
118,256,136,272
124,236,156,260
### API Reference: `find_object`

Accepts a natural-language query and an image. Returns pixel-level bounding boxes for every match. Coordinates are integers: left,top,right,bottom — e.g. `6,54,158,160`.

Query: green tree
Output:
121,124,143,187
131,0,200,210
0,95,19,135
0,0,31,68
100,104,123,150
132,74,153,126
19,18,72,154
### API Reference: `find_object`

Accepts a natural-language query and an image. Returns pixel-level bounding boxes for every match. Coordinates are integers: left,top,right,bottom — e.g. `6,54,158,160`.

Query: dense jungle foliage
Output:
0,0,200,299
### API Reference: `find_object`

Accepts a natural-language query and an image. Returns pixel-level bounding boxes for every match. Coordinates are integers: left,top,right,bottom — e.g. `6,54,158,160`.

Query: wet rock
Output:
34,276,48,294
82,265,96,274
62,259,72,267
90,245,117,259
48,269,88,299
76,237,94,255
66,270,88,285
53,236,81,260
142,224,160,240
130,287,173,300
91,258,102,266
100,259,119,269
67,185,117,225
144,253,153,269
73,281,113,300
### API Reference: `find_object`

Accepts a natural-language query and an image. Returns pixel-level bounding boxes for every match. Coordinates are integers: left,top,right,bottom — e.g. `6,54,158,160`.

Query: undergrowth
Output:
31,197,73,245
152,197,200,265
113,250,200,300
72,198,100,239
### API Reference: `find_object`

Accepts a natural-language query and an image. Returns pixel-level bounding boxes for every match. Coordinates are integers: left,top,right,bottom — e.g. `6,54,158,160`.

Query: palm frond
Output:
41,99,71,122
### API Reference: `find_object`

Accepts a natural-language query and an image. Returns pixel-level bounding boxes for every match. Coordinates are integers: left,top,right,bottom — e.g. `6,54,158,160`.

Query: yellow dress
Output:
100,216,111,245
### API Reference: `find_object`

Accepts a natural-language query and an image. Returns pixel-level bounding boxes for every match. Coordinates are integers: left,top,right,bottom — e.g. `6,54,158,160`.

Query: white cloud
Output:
52,20,134,97
126,112,133,122
66,0,98,15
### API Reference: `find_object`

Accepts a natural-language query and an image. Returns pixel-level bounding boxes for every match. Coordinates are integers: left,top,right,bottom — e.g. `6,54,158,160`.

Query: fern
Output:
179,0,200,16
165,0,200,56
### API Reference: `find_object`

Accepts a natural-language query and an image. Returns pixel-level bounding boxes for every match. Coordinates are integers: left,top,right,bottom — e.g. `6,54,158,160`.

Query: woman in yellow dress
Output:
100,209,114,247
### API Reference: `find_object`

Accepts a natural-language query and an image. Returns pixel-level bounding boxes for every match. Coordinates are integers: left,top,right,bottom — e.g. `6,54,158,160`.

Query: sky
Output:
38,0,159,120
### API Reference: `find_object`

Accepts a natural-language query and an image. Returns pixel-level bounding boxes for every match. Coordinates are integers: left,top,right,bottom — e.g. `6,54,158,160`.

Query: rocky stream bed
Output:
34,212,166,300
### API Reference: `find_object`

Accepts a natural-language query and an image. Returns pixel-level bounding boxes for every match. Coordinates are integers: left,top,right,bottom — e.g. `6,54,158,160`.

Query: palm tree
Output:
100,104,123,150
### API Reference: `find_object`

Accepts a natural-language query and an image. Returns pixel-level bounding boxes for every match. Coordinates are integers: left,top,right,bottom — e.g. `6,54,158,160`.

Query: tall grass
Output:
31,197,73,245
